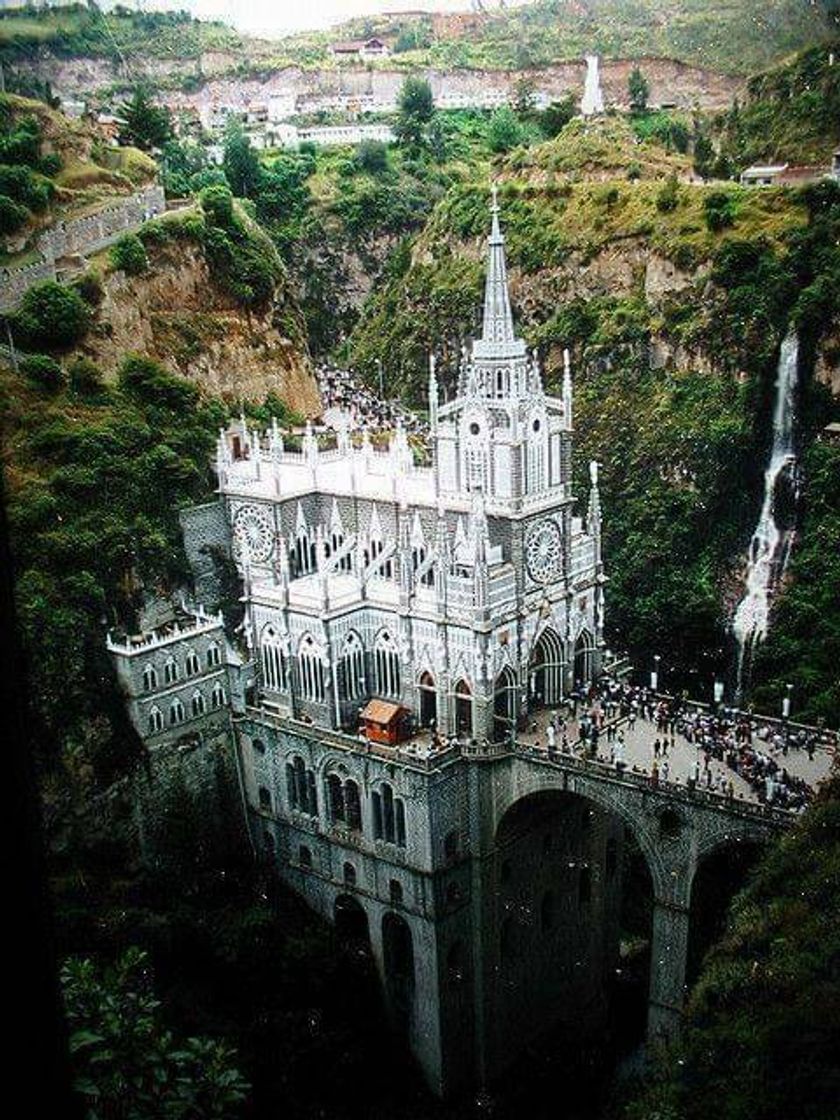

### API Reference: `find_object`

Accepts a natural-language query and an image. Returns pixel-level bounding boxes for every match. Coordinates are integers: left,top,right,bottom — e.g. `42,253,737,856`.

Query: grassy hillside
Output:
713,39,840,167
324,0,835,75
0,92,155,258
0,4,239,62
0,1,835,82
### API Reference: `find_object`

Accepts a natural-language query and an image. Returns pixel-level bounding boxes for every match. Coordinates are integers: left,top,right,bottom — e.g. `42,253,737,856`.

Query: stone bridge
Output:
239,710,794,1093
478,743,790,1042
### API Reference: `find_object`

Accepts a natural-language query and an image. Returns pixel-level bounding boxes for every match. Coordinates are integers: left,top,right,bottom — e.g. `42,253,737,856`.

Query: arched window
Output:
258,786,272,811
287,755,318,817
261,626,287,692
206,642,221,668
190,690,205,717
169,698,185,726
164,657,179,685
298,635,326,702
465,445,487,492
327,772,345,823
294,525,315,576
142,664,157,692
185,648,200,676
345,779,362,833
527,417,547,493
211,682,226,709
299,845,312,868
411,544,435,588
389,879,403,906
373,782,406,847
374,632,400,699
338,632,365,701
343,861,357,887
454,678,473,737
148,707,163,735
252,738,266,756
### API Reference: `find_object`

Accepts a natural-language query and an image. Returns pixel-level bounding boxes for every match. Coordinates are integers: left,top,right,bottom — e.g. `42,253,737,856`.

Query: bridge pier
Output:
647,895,691,1043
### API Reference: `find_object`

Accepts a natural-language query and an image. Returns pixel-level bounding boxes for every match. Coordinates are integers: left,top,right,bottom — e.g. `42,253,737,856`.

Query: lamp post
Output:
650,655,660,694
782,683,793,721
714,678,724,712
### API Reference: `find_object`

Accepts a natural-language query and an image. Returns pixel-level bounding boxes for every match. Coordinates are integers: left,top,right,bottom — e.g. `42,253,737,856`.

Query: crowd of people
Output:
531,675,834,813
316,364,427,438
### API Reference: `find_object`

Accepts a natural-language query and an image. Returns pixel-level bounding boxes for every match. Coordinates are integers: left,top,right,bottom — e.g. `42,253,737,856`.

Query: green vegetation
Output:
346,125,839,712
0,4,240,63
14,279,90,350
321,0,834,75
713,39,840,169
394,75,435,149
109,232,148,275
117,88,173,153
628,66,650,112
625,775,840,1120
62,947,249,1119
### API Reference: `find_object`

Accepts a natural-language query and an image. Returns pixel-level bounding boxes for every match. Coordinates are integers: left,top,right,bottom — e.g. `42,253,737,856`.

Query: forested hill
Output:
0,0,836,89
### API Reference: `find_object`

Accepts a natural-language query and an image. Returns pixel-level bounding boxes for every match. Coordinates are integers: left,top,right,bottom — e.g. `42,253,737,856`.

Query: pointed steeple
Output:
480,184,516,347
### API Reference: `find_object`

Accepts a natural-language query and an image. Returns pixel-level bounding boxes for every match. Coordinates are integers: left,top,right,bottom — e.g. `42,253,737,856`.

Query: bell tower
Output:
433,187,573,508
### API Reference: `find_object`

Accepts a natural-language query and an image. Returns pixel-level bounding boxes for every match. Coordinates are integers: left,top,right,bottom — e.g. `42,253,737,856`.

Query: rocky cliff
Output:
83,223,319,413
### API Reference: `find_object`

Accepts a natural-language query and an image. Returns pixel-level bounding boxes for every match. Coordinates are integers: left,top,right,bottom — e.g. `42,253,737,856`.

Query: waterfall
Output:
581,54,604,116
732,329,800,696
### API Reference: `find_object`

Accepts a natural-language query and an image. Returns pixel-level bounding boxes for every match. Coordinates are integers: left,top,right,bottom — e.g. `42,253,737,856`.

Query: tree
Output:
694,133,716,180
118,88,173,152
222,124,263,199
14,280,90,350
628,66,650,112
513,74,537,116
487,106,525,153
540,94,576,138
0,192,28,234
394,76,435,148
20,353,65,392
353,139,389,176
62,947,249,1119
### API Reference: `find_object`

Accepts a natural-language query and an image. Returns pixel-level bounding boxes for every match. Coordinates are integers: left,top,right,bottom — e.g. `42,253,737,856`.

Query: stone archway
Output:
419,670,437,728
493,666,517,742
334,893,370,947
486,787,650,1068
573,628,595,687
529,627,564,708
382,911,415,1024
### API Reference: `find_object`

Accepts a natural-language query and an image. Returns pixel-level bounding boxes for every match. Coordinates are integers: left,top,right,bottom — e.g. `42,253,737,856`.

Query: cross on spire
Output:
480,183,516,347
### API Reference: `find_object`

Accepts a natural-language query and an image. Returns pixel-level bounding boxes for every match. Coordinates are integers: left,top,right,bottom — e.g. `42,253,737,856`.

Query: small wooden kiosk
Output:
359,699,411,746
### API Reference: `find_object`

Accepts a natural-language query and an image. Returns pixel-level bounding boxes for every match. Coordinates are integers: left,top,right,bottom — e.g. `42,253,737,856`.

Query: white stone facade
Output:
216,196,604,744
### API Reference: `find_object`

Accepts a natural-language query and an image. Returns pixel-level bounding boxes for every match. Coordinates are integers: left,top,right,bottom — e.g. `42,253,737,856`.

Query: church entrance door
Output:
529,627,564,708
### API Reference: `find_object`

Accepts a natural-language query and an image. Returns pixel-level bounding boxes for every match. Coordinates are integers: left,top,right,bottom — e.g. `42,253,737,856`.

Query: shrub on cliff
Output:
67,356,104,397
0,192,28,233
20,352,65,392
109,233,148,276
14,280,90,350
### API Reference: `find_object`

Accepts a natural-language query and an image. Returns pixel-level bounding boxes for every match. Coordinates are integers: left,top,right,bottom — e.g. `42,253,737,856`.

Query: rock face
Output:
16,54,742,113
87,241,320,413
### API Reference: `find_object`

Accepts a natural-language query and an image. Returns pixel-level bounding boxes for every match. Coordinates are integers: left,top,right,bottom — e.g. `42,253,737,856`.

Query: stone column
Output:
647,895,691,1042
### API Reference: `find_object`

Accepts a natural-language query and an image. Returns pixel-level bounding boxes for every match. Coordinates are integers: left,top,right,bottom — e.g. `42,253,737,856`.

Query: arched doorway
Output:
573,629,595,687
454,679,473,738
334,894,370,949
418,670,436,728
382,911,415,1024
493,667,517,742
529,627,564,707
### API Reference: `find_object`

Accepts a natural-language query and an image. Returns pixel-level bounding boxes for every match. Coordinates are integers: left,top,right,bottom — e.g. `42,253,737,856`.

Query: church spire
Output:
480,184,516,347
